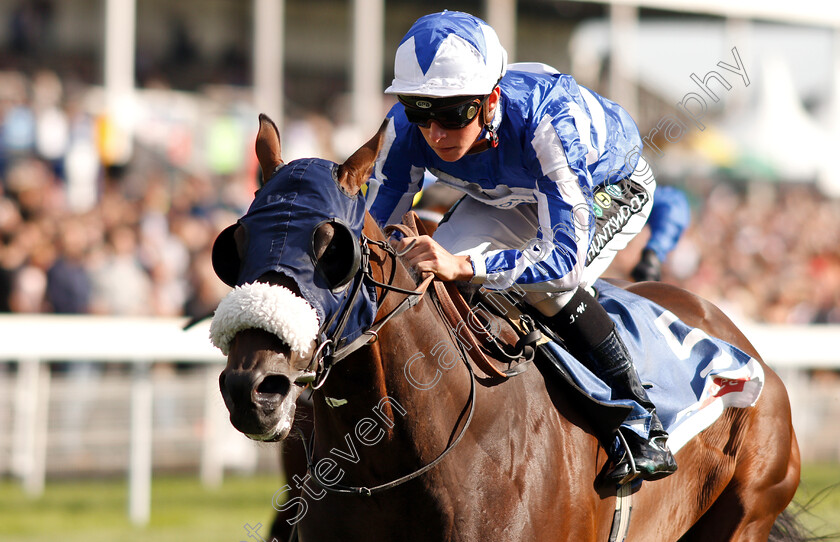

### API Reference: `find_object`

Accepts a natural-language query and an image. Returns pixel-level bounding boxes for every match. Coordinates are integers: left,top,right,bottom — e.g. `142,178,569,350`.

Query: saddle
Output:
389,212,632,442
387,211,540,379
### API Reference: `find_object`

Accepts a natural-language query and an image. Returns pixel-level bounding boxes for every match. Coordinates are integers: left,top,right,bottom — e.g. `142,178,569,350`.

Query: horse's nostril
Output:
257,374,291,396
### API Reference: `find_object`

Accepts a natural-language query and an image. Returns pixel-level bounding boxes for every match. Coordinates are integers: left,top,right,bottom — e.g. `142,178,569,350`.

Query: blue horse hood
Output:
213,157,377,345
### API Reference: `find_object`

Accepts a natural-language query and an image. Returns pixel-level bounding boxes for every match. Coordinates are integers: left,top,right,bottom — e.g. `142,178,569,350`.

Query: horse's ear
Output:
336,119,389,196
256,114,283,182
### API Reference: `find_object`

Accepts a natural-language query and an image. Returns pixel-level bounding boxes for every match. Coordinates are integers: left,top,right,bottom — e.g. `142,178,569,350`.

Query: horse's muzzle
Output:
219,369,295,439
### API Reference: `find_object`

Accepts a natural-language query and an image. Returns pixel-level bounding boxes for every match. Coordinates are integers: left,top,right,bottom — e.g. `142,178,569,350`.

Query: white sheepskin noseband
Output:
209,282,320,357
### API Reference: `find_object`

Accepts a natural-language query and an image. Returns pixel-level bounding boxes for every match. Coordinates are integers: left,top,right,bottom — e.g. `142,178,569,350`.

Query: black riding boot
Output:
546,287,677,486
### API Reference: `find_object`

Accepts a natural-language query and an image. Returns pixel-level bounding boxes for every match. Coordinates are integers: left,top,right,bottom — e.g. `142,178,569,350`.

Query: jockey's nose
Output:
428,121,448,141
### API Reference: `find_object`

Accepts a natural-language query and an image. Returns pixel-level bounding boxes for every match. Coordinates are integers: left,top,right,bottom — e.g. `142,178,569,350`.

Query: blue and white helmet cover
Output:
220,158,376,346
386,10,507,97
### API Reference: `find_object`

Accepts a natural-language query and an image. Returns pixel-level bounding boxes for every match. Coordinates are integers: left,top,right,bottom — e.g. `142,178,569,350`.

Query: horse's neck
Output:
311,219,470,474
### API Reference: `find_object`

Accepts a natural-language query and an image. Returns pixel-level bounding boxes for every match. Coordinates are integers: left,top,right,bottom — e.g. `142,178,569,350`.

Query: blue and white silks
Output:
367,63,644,293
213,154,761,454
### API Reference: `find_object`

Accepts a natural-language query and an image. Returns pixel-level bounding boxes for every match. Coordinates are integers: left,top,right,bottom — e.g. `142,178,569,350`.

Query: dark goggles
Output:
398,94,488,129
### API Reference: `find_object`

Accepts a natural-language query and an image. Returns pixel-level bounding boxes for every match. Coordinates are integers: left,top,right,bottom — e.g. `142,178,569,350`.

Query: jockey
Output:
366,10,676,485
631,185,691,282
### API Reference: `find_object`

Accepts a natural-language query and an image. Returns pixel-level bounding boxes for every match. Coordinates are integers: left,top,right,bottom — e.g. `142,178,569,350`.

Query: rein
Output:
298,351,476,496
298,234,434,389
296,226,479,497
300,218,537,388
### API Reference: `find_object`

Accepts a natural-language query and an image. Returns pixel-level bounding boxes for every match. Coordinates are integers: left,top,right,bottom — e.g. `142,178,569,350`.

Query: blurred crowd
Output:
662,180,840,325
0,69,837,326
0,69,252,320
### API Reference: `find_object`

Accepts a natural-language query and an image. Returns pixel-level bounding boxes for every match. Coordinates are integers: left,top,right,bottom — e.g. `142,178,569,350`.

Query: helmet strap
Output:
466,101,499,155
484,121,499,148
481,100,499,148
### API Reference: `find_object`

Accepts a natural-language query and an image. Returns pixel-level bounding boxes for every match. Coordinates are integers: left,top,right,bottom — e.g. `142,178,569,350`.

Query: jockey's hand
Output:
631,248,662,282
390,235,474,282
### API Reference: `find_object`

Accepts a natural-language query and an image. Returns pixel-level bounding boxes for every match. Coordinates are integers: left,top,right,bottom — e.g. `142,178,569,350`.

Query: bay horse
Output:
212,115,801,541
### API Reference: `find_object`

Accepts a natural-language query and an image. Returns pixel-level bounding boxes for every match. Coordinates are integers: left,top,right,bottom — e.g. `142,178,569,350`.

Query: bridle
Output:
293,223,478,497
296,225,434,390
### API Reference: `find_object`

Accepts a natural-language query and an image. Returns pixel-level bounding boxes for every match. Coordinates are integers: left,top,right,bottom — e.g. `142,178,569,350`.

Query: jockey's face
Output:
418,87,500,162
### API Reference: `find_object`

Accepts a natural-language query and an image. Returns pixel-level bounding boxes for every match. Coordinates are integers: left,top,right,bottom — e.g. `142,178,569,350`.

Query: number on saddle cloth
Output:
537,280,765,453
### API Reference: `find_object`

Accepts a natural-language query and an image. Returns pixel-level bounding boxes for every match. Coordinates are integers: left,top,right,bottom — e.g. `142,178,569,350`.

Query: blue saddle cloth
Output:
542,280,764,453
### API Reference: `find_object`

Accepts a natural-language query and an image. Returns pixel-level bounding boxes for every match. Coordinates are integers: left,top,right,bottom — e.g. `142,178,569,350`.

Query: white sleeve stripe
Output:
507,62,561,75
482,248,528,290
527,116,590,290
467,250,487,284
567,101,599,166
532,114,568,173
385,165,424,225
580,87,608,159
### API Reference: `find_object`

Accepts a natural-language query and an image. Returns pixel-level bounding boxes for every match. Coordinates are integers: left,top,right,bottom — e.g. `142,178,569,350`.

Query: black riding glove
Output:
631,248,662,282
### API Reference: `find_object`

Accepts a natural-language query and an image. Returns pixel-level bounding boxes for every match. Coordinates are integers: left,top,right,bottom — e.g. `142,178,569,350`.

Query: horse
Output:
211,114,801,541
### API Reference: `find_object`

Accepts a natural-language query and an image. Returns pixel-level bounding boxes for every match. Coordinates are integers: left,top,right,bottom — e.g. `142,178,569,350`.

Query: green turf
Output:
0,474,284,542
0,464,838,541
794,463,840,539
